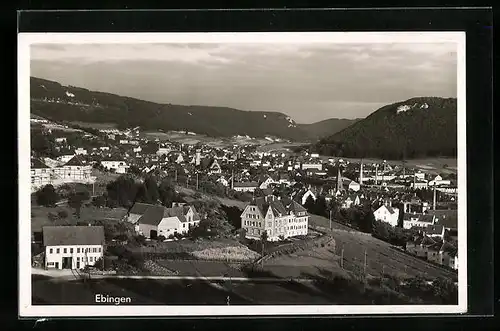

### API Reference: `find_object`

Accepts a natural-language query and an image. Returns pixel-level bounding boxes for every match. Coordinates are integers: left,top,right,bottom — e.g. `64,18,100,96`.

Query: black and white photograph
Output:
19,32,466,316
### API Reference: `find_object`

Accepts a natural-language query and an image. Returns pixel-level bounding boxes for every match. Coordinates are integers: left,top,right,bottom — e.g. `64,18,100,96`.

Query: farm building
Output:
42,225,105,270
126,202,202,239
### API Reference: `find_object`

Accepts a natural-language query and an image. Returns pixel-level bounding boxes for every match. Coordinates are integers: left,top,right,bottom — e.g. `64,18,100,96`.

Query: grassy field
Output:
175,185,247,209
31,205,128,234
31,274,421,305
307,214,458,281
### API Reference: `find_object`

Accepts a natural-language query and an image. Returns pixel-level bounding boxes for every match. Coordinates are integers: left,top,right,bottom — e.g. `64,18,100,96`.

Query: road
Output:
32,267,313,283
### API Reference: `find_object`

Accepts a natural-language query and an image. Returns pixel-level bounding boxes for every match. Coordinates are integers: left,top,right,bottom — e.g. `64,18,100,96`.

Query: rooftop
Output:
42,226,105,246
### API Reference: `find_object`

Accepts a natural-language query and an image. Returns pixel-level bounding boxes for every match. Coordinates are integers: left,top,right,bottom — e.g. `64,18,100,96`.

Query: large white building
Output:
241,195,309,241
101,160,129,174
43,226,105,270
373,203,400,227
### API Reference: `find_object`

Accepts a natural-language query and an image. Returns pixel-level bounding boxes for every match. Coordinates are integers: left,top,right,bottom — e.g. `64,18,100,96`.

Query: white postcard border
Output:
19,32,467,317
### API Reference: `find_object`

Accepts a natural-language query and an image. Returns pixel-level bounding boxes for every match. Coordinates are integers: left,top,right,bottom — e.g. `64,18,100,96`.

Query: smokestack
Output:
433,184,437,210
359,160,364,184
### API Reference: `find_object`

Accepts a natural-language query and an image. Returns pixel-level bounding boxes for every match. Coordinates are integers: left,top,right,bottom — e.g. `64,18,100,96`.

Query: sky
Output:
30,42,458,124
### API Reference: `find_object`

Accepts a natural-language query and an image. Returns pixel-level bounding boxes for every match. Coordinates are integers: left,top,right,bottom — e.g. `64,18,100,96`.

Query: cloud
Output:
30,42,458,123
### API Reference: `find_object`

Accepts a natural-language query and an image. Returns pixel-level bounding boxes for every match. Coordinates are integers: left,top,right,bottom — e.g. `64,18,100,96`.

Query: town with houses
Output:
30,115,459,305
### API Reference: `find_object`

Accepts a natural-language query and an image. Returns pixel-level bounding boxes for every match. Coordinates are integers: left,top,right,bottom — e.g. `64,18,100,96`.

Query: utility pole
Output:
363,249,367,275
196,172,199,190
340,248,344,269
186,175,189,188
329,209,332,231
433,183,437,210
375,164,379,186
175,168,178,182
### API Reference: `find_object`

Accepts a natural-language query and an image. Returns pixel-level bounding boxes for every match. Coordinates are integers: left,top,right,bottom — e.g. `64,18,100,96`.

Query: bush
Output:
36,184,60,207
157,235,166,242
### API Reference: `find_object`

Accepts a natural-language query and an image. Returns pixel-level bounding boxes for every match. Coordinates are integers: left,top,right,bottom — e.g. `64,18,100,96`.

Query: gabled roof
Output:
418,214,435,224
42,226,105,246
385,206,397,214
137,205,171,226
427,209,458,229
163,206,187,223
425,224,444,235
129,202,155,215
281,197,307,214
64,155,86,167
31,157,50,169
234,181,258,187
403,212,424,221
440,242,457,256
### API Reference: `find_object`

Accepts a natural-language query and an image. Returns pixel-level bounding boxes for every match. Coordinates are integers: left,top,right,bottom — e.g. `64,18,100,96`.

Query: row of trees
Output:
104,175,180,209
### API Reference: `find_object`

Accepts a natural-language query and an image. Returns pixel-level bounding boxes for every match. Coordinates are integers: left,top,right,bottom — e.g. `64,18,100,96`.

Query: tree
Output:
304,195,316,213
157,235,166,242
57,210,69,220
36,184,60,207
92,195,106,208
158,178,177,207
260,230,268,255
68,190,90,219
106,175,139,208
136,175,160,204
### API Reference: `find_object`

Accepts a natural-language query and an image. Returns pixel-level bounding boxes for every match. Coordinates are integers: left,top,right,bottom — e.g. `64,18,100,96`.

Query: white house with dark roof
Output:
424,224,445,240
240,195,309,241
127,202,201,239
403,212,436,229
233,181,258,193
101,160,129,174
373,203,400,227
42,225,105,270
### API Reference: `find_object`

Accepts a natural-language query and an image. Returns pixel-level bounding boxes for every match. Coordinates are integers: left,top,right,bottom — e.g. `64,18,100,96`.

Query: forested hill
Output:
298,118,360,140
30,77,357,142
311,97,458,160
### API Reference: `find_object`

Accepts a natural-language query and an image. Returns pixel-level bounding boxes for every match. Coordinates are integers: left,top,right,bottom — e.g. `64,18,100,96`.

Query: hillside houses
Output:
405,235,458,270
402,213,436,229
31,156,95,191
101,160,130,174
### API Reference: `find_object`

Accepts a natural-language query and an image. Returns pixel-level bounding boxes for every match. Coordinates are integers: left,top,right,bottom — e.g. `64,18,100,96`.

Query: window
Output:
49,248,53,254
258,222,261,227
56,248,60,254
63,248,67,254
70,248,73,254
77,248,80,253
77,257,80,261
93,248,97,253
183,223,186,228
98,247,101,253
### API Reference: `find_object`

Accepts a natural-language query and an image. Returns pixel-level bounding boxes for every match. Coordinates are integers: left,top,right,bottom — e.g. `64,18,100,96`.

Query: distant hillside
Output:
32,77,328,141
312,97,457,159
299,118,361,140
